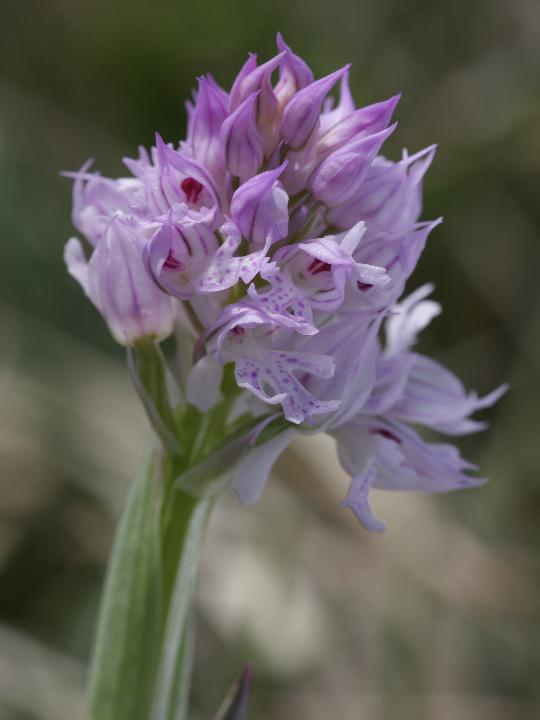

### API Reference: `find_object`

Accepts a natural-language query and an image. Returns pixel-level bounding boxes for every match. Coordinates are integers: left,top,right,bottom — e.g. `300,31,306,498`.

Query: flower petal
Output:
233,428,296,504
186,354,224,412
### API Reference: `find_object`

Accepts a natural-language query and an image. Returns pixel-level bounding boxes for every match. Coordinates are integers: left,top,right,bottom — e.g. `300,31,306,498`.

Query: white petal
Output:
186,354,223,412
341,462,386,532
386,283,441,355
233,428,296,505
64,237,90,296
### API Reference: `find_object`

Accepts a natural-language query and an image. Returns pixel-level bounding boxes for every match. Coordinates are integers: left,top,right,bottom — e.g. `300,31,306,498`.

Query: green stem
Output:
151,486,212,720
128,341,183,457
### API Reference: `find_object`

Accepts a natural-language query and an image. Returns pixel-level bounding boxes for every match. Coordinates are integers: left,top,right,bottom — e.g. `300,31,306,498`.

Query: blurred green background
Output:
0,1,539,718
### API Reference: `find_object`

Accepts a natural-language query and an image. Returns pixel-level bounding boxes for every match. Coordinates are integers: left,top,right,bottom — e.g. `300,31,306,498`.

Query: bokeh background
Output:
1,1,539,718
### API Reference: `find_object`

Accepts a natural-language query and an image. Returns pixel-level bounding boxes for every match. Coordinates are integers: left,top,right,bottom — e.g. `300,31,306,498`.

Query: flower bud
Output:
65,217,175,346
309,124,396,207
230,162,289,246
220,91,263,180
326,144,436,231
317,94,400,156
186,75,228,176
319,71,356,132
229,53,257,108
229,52,285,156
274,32,313,107
280,65,350,150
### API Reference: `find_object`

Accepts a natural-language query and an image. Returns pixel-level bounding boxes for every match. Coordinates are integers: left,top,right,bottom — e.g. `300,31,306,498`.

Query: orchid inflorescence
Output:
65,33,505,531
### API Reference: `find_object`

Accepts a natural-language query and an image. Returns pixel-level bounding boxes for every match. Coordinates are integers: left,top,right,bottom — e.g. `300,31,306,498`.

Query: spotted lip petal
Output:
247,287,316,335
195,231,272,294
233,341,340,425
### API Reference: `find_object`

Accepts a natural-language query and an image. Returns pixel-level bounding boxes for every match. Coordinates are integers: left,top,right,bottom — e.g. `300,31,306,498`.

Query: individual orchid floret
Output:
309,124,396,207
280,65,350,150
195,222,272,293
186,75,228,177
123,137,221,220
326,145,436,233
274,32,314,106
220,91,264,181
154,133,223,210
228,54,257,108
273,220,388,312
229,52,284,112
230,52,285,156
345,219,443,311
65,216,175,346
278,95,398,199
317,93,401,157
383,285,509,435
328,285,507,530
335,418,484,532
318,70,356,132
391,354,509,436
145,215,271,300
298,234,388,308
207,301,338,424
144,212,219,299
230,162,289,246
229,339,340,424
66,162,143,247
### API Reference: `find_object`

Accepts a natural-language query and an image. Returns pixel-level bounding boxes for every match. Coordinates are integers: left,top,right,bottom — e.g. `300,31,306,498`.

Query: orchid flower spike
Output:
64,35,506,531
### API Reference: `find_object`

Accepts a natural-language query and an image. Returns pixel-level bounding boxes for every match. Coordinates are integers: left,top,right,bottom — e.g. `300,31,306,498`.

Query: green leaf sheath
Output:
88,451,163,720
87,356,285,720
88,451,212,720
